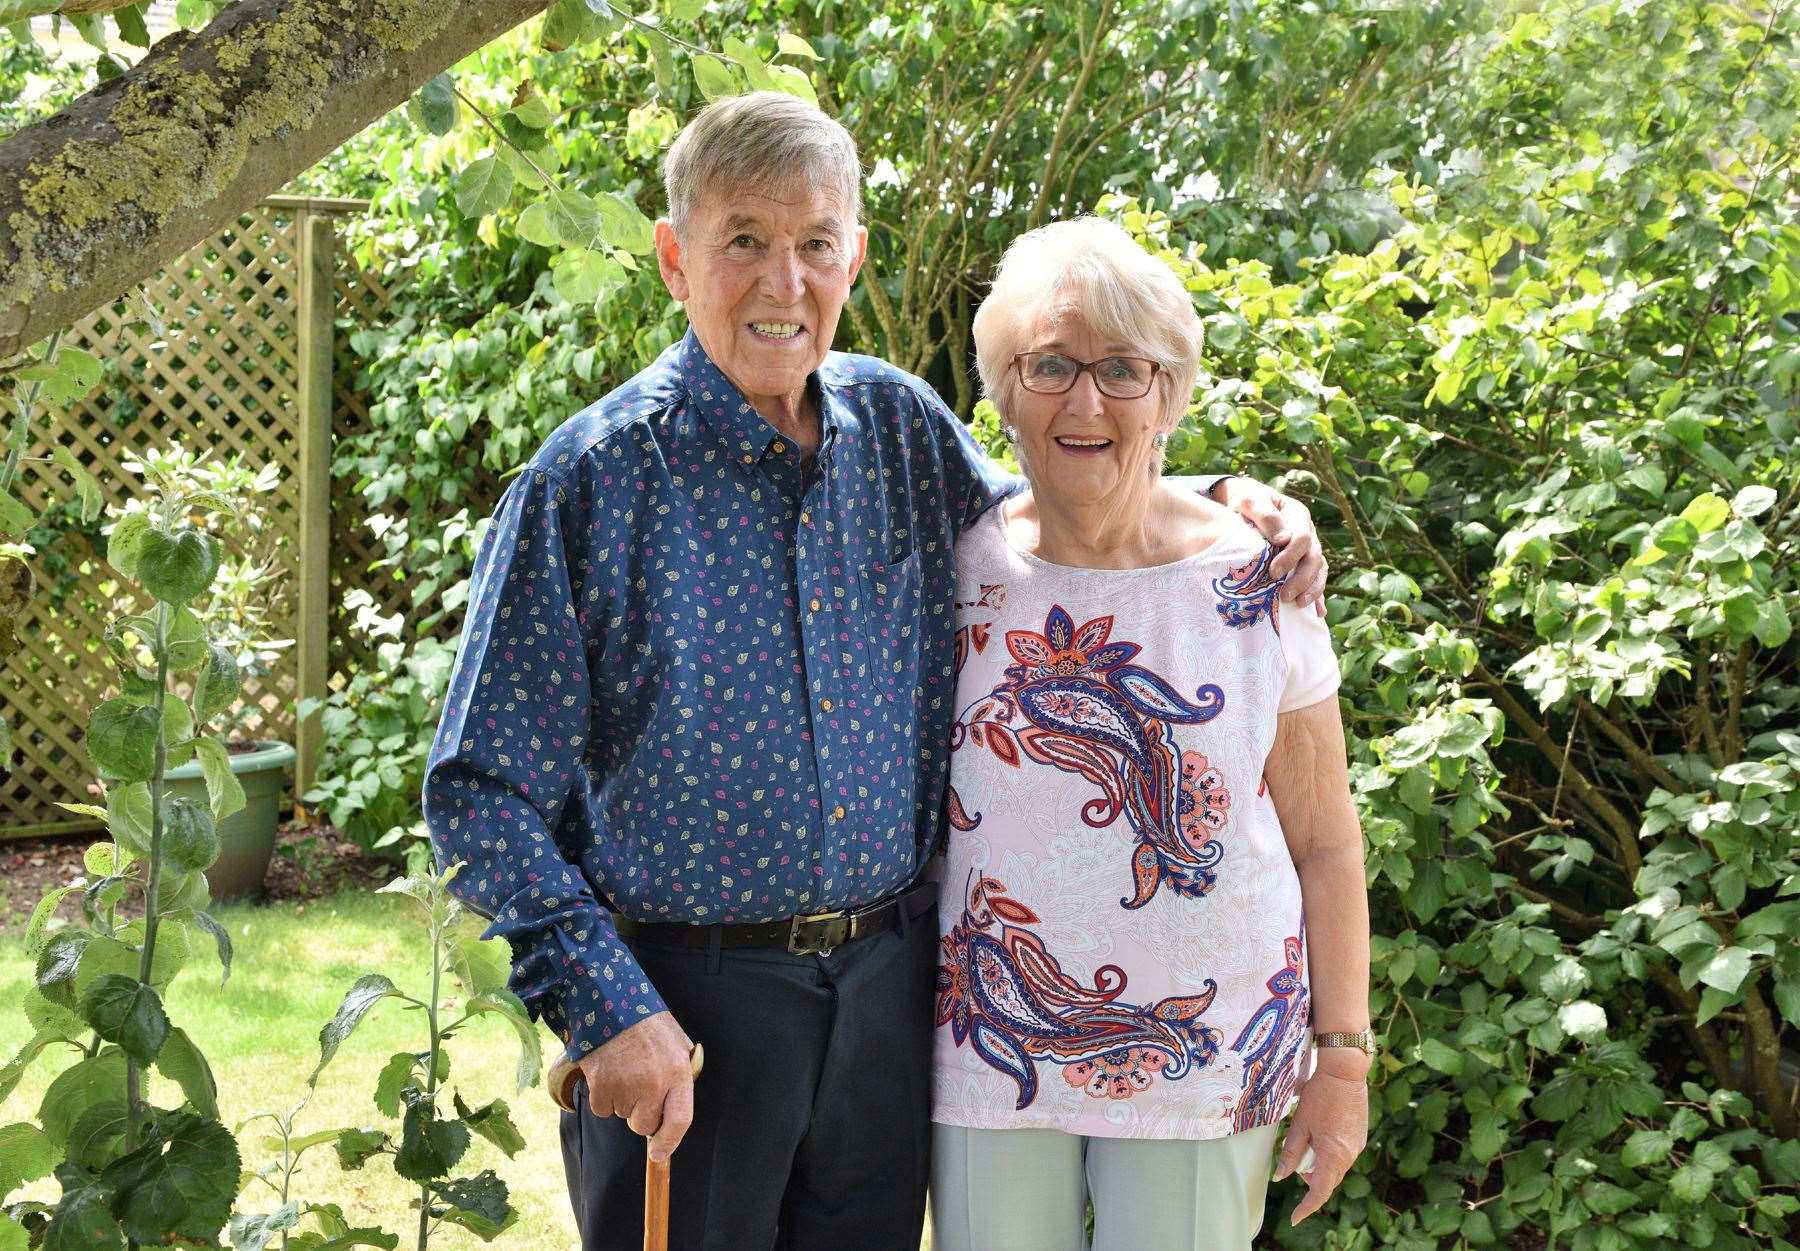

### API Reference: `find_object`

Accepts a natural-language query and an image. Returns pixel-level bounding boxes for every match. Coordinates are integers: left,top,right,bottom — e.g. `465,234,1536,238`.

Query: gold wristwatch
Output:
1315,1030,1377,1055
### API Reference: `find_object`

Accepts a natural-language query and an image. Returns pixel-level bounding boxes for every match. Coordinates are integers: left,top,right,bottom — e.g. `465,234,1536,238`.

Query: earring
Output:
1001,424,1019,443
1153,432,1170,449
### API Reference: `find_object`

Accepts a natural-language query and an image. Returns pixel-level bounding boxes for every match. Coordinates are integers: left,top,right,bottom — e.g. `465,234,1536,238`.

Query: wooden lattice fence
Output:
1,196,403,839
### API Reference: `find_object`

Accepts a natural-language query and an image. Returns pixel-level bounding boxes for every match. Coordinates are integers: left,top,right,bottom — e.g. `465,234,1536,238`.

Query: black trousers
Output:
559,894,938,1251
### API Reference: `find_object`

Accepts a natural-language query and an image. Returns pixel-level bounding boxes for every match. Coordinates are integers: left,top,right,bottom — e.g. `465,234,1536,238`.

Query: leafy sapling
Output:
2,456,250,1250
310,863,541,1250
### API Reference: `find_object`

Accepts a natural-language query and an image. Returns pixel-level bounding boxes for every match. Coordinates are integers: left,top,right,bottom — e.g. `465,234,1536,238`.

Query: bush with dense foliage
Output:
1097,3,1799,1245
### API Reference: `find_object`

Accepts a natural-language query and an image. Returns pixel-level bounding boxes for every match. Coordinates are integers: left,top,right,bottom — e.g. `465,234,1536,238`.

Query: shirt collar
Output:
675,327,850,467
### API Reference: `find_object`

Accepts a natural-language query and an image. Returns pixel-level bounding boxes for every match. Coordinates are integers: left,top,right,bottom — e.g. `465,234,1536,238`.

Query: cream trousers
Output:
929,1122,1282,1251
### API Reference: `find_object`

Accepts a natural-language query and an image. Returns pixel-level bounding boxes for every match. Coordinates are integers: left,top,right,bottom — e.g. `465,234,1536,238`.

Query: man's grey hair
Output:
973,216,1205,434
663,91,862,236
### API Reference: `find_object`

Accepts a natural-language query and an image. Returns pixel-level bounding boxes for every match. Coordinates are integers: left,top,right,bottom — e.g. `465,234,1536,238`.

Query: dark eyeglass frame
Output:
1011,351,1163,400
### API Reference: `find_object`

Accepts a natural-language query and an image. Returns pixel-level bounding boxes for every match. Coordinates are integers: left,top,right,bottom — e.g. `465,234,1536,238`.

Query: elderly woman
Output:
929,217,1371,1251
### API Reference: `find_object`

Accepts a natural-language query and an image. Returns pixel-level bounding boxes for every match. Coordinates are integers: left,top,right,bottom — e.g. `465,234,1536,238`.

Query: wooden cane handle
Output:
643,1045,704,1251
550,1042,705,1114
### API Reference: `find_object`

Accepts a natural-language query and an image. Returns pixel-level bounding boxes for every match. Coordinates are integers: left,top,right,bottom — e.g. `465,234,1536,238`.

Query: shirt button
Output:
820,698,834,712
741,453,754,465
809,598,822,613
832,805,846,820
772,440,786,454
800,511,811,526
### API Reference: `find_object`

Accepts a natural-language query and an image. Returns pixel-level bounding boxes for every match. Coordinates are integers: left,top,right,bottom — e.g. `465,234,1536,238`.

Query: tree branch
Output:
0,0,554,355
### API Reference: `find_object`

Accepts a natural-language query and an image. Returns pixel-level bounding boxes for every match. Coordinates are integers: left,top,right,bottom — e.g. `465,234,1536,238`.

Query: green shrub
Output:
1129,2,1799,1244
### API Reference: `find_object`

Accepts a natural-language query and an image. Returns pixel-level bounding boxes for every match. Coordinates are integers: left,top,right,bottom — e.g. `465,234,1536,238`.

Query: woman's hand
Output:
1208,477,1327,606
1273,1052,1370,1224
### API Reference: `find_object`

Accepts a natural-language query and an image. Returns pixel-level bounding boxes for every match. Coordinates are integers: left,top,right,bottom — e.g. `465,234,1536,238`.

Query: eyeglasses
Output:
1012,352,1162,400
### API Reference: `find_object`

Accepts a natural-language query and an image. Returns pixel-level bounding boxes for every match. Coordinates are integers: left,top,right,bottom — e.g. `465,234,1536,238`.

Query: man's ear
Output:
846,223,869,287
655,219,688,302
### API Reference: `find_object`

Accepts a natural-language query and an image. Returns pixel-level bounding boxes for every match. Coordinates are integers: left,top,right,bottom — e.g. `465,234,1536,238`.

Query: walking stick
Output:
547,1044,706,1251
644,1044,704,1251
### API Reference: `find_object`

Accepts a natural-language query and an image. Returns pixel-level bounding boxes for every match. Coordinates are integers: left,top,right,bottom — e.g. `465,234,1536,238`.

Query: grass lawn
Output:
0,888,580,1250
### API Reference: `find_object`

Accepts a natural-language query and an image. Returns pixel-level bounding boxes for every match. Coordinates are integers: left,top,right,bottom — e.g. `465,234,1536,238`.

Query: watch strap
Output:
1314,1030,1376,1054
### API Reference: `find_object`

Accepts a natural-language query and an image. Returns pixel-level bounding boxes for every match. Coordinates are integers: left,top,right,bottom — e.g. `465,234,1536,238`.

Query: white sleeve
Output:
1278,598,1341,712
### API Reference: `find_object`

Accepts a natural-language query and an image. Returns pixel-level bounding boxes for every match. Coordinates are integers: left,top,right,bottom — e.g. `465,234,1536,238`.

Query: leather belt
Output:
611,880,936,958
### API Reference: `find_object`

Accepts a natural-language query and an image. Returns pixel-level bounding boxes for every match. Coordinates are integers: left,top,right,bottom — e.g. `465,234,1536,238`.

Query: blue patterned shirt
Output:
422,330,1014,1061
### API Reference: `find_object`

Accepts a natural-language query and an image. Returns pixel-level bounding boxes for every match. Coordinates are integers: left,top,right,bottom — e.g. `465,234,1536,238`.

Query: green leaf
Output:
86,699,160,783
394,1103,469,1182
191,644,240,725
136,530,220,605
552,248,624,304
79,975,170,1067
595,192,654,255
188,909,231,986
0,489,32,542
155,1028,218,1120
114,1,150,46
76,929,188,998
1667,1161,1715,1203
777,31,821,59
50,446,102,523
1753,600,1792,648
1731,483,1777,517
0,1121,62,1200
1419,1037,1464,1075
460,990,542,1091
429,1171,514,1241
414,74,457,136
163,607,208,671
162,695,193,747
103,1109,239,1244
23,345,102,405
448,933,513,997
453,157,514,218
766,63,818,106
0,1030,63,1104
106,512,151,579
229,1203,300,1251
1557,1000,1607,1041
333,1128,389,1172
539,0,609,50
452,1095,525,1158
372,1052,418,1118
36,932,91,1008
1622,1128,1675,1168
25,882,84,957
510,83,553,128
722,35,775,91
1774,977,1800,1027
1678,492,1730,534
515,202,560,248
106,782,153,858
191,738,247,824
41,1162,122,1251
1696,946,1751,994
38,1050,127,1148
692,54,738,102
162,798,220,873
64,1101,129,1171
546,189,604,248
287,1214,399,1250
312,975,400,1082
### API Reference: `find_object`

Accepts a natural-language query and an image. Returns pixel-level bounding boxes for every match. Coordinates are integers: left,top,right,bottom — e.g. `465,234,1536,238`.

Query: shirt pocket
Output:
855,549,923,697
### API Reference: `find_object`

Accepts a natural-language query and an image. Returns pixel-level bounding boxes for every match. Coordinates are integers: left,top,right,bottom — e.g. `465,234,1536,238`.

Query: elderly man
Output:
422,92,1326,1251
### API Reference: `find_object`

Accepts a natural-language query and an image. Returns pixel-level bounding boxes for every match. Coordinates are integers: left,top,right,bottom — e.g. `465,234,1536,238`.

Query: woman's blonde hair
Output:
972,216,1204,430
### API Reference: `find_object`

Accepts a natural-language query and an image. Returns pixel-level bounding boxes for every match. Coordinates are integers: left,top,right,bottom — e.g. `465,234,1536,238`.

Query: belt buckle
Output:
788,907,852,957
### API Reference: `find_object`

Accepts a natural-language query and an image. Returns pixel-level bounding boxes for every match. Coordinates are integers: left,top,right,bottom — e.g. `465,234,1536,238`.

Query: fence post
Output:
295,210,334,798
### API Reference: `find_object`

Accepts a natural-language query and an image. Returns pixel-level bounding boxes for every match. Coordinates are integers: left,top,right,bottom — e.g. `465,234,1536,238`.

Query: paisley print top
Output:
932,504,1340,1140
